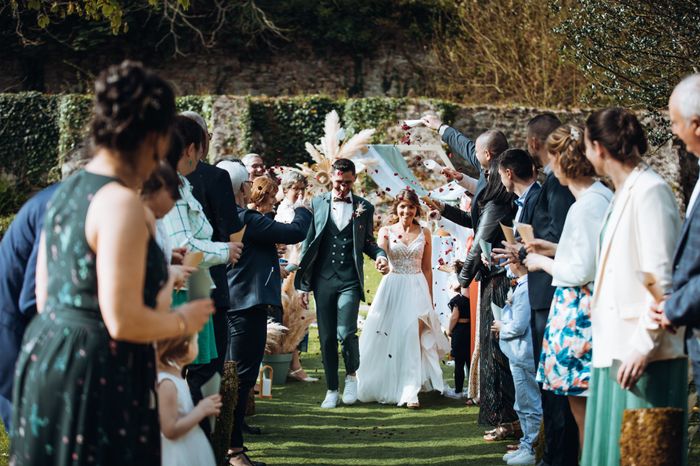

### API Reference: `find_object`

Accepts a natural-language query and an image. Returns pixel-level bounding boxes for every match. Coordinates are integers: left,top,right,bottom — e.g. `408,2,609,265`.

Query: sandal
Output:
406,401,420,409
226,450,266,466
465,398,478,406
483,423,518,442
288,368,319,383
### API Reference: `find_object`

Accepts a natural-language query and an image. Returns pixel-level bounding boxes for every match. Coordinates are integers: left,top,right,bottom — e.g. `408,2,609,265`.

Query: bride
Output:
357,188,449,408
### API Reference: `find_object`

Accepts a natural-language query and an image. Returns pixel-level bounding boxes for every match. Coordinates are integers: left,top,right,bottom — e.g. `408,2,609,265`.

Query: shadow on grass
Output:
245,332,506,466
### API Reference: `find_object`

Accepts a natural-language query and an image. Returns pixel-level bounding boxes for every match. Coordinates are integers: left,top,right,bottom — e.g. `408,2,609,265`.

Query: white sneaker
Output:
321,390,339,408
507,449,536,465
342,375,358,405
502,448,521,462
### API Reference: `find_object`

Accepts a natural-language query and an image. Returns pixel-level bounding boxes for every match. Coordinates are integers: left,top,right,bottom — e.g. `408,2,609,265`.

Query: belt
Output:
457,318,469,323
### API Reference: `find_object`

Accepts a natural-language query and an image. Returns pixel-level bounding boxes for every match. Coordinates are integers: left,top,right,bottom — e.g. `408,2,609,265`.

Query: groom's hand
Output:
375,257,390,275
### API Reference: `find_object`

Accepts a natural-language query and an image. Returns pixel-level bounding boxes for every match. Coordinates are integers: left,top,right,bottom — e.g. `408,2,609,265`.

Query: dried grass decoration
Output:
280,271,315,353
265,319,288,355
619,407,683,466
296,110,376,196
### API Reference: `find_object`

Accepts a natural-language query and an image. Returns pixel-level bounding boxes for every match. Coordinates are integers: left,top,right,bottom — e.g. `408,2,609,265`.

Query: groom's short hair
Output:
332,158,356,175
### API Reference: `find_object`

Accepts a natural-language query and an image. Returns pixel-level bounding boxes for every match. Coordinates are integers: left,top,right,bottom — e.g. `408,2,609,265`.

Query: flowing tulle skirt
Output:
357,272,450,406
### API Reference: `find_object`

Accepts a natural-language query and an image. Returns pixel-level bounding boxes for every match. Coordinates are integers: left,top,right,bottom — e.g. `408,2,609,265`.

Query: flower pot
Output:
262,352,293,386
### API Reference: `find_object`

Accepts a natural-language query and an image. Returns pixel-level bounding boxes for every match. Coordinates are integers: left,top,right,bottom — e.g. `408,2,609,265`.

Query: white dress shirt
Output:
551,181,612,287
686,159,700,217
331,193,353,231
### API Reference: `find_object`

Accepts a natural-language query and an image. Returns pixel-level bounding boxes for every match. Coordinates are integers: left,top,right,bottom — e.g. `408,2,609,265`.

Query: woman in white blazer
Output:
580,108,687,466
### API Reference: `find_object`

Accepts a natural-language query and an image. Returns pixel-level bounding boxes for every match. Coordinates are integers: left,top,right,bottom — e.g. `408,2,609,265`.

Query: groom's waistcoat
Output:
315,220,357,283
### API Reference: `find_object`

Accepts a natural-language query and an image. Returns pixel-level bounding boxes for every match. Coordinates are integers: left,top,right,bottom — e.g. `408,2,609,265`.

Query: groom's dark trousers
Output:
313,276,362,391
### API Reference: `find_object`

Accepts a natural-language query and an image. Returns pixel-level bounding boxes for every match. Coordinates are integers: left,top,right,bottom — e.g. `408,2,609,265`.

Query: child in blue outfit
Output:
491,269,542,465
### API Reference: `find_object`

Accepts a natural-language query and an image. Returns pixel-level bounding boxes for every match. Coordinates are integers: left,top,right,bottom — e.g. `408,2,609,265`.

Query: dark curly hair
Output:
389,188,423,225
585,108,648,164
91,61,176,166
546,124,596,179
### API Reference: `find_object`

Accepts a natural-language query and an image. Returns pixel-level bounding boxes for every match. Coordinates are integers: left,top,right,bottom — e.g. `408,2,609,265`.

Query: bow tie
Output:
514,199,524,208
333,196,352,204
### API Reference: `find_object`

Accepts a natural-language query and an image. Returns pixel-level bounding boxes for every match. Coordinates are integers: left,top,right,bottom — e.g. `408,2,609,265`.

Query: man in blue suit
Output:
0,143,89,430
652,74,700,390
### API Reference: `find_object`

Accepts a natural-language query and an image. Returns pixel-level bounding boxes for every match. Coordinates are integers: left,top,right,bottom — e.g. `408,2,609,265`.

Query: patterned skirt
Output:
536,285,593,396
478,272,518,426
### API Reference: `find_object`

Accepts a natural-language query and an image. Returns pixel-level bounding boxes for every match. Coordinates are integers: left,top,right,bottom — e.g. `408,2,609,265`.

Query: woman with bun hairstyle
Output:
11,61,214,465
580,108,687,466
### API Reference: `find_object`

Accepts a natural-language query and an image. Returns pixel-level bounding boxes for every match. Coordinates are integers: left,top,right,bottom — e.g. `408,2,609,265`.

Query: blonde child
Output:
157,336,221,466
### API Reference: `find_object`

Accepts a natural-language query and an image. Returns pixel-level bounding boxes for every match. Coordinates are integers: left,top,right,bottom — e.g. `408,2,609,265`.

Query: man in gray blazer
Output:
653,73,700,389
295,158,389,408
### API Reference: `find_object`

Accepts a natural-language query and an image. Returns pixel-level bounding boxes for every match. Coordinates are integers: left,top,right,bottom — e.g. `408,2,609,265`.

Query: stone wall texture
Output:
0,46,432,97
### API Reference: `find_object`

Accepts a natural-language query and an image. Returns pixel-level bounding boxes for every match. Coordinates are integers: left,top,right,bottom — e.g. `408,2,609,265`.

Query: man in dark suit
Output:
0,184,58,430
496,148,541,227
652,74,700,390
181,111,244,436
522,113,578,466
422,114,508,228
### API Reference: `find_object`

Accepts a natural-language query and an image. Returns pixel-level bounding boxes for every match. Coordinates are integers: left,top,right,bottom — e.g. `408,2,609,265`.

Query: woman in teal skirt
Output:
581,108,688,466
11,61,215,466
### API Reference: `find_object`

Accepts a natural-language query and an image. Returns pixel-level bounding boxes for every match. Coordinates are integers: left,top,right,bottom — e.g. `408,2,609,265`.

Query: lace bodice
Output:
387,228,425,274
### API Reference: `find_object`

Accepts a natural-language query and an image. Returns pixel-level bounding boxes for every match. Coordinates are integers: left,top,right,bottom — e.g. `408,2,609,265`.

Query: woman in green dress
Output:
162,115,238,367
581,108,687,465
11,61,215,466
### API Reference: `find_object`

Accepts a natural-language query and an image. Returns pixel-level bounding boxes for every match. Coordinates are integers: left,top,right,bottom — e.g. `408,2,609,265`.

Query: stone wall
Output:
0,45,433,97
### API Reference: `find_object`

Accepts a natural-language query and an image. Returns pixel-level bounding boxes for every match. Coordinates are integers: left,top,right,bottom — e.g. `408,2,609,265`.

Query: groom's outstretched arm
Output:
362,204,387,261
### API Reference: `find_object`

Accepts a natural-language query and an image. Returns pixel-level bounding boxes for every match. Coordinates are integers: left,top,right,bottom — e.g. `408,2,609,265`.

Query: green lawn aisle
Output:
246,326,505,466
247,261,506,465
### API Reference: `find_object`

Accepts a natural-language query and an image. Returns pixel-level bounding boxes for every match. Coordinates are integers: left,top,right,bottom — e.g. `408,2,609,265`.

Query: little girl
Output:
157,335,221,466
445,262,471,400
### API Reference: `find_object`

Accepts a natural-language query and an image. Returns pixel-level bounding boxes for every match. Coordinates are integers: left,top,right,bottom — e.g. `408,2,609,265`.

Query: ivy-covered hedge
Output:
0,92,460,221
249,96,343,166
0,92,59,216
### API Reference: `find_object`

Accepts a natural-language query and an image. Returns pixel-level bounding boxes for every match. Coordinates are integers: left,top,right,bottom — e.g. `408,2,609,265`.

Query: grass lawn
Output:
244,326,505,466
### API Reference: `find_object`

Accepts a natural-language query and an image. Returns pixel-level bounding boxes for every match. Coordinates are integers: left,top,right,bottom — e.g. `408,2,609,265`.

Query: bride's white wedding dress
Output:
357,228,450,406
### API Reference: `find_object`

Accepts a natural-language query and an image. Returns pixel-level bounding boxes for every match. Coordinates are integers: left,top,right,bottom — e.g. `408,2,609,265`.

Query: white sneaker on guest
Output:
342,375,358,405
321,390,339,408
502,448,521,462
506,449,536,465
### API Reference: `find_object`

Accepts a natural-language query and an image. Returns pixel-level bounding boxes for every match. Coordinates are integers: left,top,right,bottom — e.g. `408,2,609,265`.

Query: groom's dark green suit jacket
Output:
294,192,386,302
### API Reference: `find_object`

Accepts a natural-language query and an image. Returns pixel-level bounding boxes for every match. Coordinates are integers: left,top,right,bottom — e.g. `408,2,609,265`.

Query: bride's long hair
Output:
388,188,423,226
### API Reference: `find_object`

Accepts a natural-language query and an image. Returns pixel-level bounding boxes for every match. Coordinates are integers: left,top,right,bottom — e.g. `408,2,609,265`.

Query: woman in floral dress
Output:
524,124,612,449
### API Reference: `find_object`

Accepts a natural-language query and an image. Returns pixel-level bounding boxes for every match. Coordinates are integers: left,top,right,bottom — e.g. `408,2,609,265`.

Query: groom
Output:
295,158,389,408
